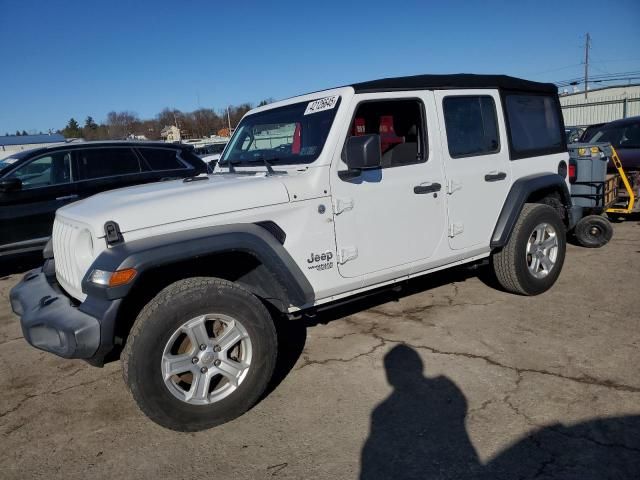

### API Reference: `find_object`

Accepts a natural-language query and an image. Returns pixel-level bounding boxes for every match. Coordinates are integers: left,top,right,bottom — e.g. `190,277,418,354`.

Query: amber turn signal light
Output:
108,268,137,287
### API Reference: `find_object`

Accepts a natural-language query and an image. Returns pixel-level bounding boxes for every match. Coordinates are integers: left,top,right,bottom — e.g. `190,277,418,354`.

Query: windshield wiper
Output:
217,157,287,175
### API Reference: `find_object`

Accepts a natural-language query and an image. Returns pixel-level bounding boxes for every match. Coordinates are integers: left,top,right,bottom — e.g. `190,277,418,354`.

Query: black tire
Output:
122,277,277,431
491,203,566,296
574,215,613,248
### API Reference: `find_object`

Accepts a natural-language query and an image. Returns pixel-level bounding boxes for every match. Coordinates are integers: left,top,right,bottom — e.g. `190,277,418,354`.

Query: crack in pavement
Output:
0,393,38,418
403,340,640,393
50,371,119,396
0,336,23,347
0,371,119,420
301,318,640,393
295,337,387,370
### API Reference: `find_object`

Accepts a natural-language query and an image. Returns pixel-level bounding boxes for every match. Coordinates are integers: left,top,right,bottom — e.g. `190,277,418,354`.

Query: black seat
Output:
381,120,419,168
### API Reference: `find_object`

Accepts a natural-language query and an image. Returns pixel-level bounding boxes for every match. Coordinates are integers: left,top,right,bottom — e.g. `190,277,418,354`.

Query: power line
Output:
553,70,640,87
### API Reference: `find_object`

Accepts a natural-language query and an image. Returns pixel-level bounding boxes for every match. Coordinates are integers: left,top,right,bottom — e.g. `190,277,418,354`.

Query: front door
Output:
0,150,76,251
434,90,511,250
330,92,446,279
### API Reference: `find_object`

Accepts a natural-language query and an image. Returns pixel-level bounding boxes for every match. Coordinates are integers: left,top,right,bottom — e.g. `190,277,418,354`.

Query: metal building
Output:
0,133,69,155
560,84,640,127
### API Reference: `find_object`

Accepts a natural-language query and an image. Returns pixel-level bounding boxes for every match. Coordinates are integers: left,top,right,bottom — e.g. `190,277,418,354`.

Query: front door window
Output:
8,152,72,189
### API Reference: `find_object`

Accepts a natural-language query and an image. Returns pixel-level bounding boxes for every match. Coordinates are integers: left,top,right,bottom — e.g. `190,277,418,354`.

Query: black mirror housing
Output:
0,177,22,192
345,134,382,170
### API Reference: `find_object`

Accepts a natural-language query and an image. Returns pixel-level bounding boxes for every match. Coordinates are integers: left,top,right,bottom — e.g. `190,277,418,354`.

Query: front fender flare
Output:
82,223,314,310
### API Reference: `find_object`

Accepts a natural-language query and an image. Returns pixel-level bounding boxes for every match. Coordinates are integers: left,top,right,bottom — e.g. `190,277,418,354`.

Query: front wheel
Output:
491,203,566,296
122,277,277,431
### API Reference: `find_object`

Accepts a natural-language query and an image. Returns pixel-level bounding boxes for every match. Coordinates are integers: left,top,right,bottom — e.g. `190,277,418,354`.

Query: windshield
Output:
0,149,33,174
220,96,340,167
589,122,640,148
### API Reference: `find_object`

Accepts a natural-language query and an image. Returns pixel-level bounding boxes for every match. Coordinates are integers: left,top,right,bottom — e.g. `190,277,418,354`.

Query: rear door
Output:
0,150,76,251
434,90,511,250
73,146,144,199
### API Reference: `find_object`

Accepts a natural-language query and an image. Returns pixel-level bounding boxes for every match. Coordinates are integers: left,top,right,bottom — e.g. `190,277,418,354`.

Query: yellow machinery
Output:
568,143,638,247
605,145,636,215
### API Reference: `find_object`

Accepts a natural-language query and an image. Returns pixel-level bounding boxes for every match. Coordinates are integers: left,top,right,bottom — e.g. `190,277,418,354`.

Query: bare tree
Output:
106,111,140,139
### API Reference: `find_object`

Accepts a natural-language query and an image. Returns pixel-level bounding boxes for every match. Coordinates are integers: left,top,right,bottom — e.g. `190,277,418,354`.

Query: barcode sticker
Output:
304,95,339,115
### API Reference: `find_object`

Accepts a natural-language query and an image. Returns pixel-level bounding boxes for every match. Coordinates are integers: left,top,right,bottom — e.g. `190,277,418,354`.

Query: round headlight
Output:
75,229,95,272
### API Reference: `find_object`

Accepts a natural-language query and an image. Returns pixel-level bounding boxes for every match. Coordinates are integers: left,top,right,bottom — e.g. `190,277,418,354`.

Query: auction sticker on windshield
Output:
304,95,339,115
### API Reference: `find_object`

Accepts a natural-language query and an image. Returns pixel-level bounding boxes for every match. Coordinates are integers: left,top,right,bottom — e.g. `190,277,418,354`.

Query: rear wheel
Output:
492,203,566,295
574,215,613,248
122,277,277,431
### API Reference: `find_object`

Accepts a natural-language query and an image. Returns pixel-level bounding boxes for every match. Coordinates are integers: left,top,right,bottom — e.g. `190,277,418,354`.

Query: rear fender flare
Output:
491,173,572,248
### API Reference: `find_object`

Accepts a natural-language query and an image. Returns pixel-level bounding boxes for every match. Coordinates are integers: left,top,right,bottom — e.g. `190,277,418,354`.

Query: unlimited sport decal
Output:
304,95,339,115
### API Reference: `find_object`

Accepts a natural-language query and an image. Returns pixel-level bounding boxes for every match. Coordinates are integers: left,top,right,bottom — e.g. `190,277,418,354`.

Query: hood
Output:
59,173,290,236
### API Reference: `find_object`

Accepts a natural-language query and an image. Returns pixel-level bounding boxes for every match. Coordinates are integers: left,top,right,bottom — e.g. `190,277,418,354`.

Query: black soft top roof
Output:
351,74,557,94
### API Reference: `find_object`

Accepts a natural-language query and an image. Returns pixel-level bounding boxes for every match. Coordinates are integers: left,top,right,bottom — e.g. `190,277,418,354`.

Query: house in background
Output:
160,125,181,143
0,133,71,155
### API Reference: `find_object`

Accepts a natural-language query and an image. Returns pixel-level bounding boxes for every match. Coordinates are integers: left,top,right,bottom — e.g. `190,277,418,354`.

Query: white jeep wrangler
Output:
11,74,573,431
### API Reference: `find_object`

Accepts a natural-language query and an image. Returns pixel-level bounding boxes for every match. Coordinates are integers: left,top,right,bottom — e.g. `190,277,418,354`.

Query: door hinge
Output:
448,222,464,237
338,247,358,264
446,180,462,195
333,198,354,215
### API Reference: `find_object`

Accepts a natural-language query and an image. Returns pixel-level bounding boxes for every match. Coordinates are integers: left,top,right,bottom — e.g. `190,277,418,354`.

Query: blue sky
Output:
1,0,639,133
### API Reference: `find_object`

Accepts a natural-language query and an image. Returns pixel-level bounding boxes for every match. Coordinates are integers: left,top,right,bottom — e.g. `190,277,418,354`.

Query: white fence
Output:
561,95,640,127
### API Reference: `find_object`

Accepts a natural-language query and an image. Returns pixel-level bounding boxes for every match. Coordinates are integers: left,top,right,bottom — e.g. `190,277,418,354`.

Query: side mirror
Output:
345,134,382,171
0,177,22,192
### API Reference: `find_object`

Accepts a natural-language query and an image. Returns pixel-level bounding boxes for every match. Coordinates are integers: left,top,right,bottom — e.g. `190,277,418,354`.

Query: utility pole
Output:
584,32,591,99
227,107,232,137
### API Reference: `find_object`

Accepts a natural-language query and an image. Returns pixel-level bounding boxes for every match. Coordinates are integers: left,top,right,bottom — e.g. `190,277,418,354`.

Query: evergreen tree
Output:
84,116,98,130
62,118,81,138
15,130,20,136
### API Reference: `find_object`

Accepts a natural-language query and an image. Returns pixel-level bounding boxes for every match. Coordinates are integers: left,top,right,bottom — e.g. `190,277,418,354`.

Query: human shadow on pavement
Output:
360,345,640,480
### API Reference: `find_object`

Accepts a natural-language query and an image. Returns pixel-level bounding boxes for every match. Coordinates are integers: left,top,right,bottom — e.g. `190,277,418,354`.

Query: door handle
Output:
56,194,79,201
414,183,442,194
484,172,507,182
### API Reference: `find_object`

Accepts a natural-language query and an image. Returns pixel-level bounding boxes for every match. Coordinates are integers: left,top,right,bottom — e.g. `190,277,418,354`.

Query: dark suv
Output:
0,141,207,257
580,116,640,171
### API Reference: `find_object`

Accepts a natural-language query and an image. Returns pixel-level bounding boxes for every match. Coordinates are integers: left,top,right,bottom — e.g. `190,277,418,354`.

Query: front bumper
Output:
10,261,121,363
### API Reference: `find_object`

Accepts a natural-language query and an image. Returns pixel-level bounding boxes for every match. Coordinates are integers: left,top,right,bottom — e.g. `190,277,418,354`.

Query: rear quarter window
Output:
138,148,186,170
504,93,565,159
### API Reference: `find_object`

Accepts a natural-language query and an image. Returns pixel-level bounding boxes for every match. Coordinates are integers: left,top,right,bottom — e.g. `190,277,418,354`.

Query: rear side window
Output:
504,93,564,158
138,148,186,170
443,96,499,158
76,148,140,180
